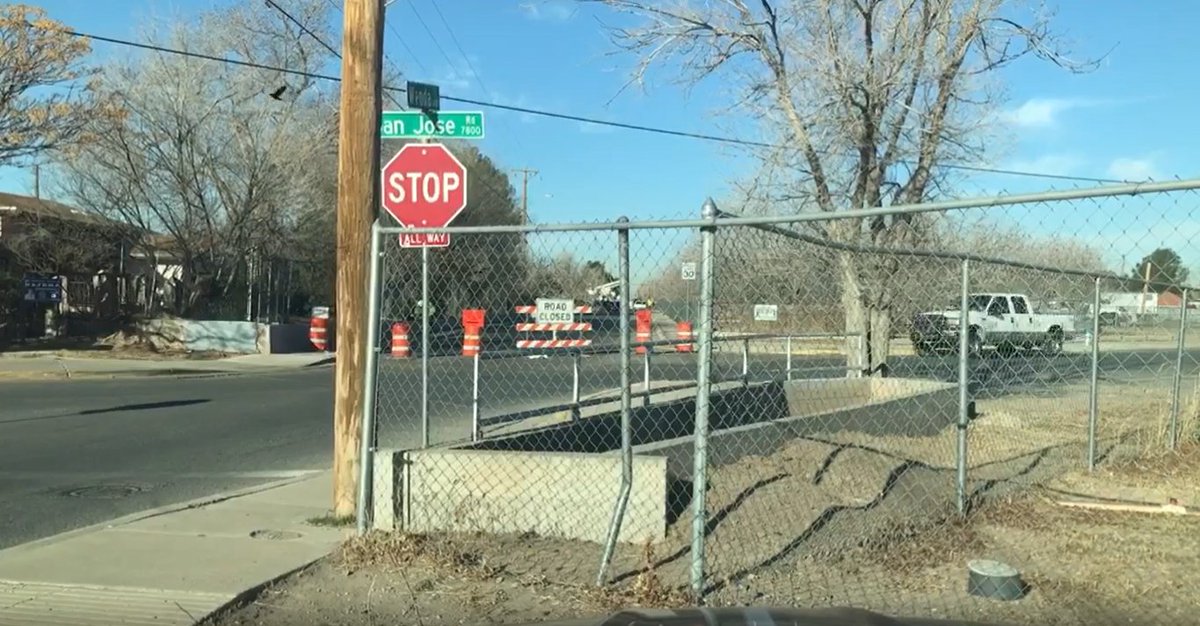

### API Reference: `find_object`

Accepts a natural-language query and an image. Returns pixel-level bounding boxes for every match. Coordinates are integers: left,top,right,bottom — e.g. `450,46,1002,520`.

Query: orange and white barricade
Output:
514,304,593,350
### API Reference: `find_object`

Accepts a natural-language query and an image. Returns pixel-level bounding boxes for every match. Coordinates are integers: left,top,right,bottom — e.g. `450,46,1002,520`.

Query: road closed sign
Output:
753,304,779,322
535,298,574,324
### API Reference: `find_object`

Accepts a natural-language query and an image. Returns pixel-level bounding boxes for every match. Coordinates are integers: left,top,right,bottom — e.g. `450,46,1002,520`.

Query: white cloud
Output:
519,1,575,21
1000,98,1094,129
1003,153,1085,177
1106,157,1162,182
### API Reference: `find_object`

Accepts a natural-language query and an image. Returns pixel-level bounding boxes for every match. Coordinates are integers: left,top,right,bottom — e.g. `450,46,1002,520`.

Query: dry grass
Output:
339,532,504,580
585,541,692,611
306,513,355,528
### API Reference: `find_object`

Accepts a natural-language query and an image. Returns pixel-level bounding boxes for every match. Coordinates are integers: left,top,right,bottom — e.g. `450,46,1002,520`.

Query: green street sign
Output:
379,111,485,140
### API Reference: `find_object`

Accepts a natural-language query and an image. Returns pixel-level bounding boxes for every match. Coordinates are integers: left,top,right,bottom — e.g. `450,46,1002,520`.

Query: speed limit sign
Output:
681,262,697,281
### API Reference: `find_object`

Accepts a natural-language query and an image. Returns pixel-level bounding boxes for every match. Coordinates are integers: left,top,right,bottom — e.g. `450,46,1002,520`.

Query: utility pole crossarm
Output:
513,167,538,225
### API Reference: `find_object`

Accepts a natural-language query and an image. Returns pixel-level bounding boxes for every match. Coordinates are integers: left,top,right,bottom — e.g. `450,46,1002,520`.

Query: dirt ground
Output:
207,380,1200,626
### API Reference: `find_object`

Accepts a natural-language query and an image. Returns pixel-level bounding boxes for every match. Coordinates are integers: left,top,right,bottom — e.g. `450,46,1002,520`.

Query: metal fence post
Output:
741,338,750,387
785,335,793,381
1169,289,1190,450
1087,277,1101,470
420,245,430,449
356,222,383,535
643,351,651,408
690,199,718,598
597,217,633,585
471,350,481,442
955,259,970,516
571,350,582,422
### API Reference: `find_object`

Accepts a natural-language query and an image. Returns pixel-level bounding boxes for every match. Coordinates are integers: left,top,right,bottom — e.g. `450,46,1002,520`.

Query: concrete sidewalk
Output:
0,472,345,625
0,352,334,381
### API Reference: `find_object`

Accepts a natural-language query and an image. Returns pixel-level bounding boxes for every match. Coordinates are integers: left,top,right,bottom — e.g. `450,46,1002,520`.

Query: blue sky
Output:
4,0,1200,278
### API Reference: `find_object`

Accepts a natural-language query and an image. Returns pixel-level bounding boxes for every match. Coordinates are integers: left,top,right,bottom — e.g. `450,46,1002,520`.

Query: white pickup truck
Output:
910,293,1076,357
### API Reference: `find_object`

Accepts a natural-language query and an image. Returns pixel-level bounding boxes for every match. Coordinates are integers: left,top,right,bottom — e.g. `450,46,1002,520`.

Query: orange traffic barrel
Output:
309,315,328,352
463,324,482,357
635,309,652,355
675,321,694,353
391,322,411,358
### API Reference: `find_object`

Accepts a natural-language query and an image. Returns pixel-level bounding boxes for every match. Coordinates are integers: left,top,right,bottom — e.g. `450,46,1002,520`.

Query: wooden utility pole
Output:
333,0,384,518
513,168,538,224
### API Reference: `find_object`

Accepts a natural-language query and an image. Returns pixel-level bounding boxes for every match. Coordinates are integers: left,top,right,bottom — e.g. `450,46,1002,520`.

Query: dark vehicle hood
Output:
513,607,1010,626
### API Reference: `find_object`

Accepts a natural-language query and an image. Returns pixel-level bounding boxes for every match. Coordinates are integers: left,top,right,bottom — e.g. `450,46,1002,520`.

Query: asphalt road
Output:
4,344,1198,550
0,369,335,549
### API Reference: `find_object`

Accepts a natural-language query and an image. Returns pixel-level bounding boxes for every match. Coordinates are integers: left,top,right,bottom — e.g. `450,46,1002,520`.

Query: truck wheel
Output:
1042,329,1064,356
966,329,982,358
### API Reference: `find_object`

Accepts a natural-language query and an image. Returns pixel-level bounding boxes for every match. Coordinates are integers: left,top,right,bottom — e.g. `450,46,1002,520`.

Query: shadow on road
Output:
1,398,213,426
78,399,211,415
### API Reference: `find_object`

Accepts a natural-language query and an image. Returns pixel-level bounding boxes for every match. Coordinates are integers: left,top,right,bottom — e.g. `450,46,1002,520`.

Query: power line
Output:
384,18,431,77
404,1,458,71
51,24,1130,185
427,1,493,98
423,1,532,162
322,0,431,76
266,0,408,111
271,0,523,214
265,0,340,58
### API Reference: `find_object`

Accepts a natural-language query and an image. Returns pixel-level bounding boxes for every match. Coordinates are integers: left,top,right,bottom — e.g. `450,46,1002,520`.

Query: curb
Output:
195,557,325,625
0,361,336,384
0,472,327,558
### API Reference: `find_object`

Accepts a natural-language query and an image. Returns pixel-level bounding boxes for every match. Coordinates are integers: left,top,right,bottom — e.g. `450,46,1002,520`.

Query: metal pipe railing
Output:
470,331,862,435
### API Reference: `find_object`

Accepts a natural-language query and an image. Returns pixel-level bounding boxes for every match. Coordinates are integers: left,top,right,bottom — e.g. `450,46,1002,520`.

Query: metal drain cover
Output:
249,529,303,541
61,484,148,499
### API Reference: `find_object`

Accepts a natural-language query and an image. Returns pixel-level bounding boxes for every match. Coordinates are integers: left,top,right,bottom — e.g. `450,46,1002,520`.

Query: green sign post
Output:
379,111,485,140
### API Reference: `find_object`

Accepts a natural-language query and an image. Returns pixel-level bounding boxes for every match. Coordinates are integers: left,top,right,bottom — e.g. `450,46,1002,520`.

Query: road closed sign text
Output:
753,304,779,322
535,298,575,324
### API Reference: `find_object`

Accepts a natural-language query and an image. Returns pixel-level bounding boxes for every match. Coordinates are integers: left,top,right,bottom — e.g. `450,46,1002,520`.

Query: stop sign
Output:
381,143,468,227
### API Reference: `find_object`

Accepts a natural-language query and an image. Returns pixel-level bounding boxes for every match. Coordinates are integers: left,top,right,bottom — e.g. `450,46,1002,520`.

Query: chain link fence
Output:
356,179,1200,623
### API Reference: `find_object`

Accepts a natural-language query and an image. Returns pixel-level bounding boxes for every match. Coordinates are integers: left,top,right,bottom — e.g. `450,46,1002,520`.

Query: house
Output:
0,192,182,341
1099,292,1157,316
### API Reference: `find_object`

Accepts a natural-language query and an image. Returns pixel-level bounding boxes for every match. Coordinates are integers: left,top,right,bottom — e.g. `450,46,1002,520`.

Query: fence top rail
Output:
375,178,1200,235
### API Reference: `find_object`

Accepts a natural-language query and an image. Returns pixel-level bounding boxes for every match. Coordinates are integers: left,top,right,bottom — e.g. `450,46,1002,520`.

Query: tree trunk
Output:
868,305,892,377
838,252,868,376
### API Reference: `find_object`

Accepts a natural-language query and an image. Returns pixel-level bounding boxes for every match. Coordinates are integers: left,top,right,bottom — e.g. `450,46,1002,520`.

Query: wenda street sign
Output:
380,111,485,140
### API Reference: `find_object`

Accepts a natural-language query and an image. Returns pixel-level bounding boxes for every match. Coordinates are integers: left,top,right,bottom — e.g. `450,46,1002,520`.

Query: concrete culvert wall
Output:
373,377,958,546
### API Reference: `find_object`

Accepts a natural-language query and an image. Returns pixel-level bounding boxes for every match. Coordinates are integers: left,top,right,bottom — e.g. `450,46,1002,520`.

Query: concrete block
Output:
373,449,399,531
371,377,954,548
399,449,667,544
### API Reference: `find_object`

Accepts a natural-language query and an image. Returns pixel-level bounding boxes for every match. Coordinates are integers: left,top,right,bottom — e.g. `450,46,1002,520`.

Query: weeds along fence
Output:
356,179,1200,620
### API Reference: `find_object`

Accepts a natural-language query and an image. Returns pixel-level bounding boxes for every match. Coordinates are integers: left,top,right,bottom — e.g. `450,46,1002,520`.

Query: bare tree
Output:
53,0,337,316
0,5,118,166
589,0,1093,373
